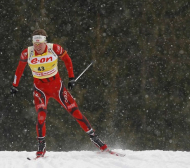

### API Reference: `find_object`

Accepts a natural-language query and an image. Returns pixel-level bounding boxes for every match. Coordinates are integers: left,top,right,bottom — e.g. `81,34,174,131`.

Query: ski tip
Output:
27,157,31,160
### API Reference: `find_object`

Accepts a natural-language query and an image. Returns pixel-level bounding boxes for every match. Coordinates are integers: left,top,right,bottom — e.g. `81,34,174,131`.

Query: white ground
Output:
1,149,190,168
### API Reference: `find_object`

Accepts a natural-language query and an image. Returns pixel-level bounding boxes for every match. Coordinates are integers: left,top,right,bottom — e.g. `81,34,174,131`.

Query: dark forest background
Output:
1,0,190,151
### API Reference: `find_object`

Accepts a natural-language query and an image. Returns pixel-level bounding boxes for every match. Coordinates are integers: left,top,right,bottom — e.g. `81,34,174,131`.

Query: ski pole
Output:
75,60,95,82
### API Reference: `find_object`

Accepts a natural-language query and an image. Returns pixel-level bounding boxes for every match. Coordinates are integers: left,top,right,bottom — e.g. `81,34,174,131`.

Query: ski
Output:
106,149,125,157
27,156,48,160
98,149,125,157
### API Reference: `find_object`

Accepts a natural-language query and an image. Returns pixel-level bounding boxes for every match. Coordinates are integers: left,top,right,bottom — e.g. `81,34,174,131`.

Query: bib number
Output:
38,66,45,71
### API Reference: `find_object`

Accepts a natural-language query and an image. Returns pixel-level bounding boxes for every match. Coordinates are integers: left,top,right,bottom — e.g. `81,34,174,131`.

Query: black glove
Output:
68,78,76,90
10,86,18,97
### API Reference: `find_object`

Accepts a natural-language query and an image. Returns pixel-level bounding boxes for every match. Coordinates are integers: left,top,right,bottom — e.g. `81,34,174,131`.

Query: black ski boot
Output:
36,138,46,158
87,129,107,151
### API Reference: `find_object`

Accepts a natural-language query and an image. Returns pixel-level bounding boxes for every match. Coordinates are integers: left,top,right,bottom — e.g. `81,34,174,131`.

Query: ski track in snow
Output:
1,149,190,168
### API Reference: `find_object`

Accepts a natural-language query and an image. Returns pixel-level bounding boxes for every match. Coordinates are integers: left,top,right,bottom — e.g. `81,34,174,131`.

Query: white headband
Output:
33,35,46,43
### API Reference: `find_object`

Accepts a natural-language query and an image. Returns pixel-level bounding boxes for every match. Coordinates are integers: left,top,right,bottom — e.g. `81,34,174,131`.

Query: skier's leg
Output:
57,81,107,151
57,81,92,132
33,84,48,157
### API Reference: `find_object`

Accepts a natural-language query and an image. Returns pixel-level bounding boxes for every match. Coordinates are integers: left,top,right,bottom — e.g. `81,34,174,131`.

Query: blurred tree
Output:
1,0,190,152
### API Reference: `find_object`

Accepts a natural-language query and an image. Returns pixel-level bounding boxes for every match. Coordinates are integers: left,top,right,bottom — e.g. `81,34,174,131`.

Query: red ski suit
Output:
13,43,92,138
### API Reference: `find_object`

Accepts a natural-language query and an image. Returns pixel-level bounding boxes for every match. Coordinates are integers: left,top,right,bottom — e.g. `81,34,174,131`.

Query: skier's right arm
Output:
11,49,28,96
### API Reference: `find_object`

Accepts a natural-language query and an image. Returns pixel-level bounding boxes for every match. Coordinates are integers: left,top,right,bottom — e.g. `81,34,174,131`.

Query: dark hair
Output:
32,29,48,37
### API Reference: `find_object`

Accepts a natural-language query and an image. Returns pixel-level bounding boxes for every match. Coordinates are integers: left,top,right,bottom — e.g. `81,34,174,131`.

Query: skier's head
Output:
32,29,47,54
32,29,47,43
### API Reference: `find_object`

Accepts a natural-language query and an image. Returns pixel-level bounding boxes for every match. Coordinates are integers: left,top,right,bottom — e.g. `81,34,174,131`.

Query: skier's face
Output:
33,42,46,54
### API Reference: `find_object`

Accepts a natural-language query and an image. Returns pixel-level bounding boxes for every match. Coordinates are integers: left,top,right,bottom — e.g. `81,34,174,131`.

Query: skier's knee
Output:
37,111,46,124
71,110,83,119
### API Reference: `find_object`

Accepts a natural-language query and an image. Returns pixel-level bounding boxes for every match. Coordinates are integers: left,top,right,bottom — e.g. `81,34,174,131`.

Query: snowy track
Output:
1,149,190,168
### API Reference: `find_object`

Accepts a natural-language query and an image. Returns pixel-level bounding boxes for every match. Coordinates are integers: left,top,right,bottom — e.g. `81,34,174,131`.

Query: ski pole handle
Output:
75,60,95,82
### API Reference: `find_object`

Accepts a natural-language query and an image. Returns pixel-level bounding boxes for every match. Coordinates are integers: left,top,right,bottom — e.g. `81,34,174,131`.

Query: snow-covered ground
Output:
1,149,190,168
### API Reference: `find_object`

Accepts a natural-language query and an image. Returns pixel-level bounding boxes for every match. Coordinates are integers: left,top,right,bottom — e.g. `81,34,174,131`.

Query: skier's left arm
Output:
53,44,75,89
53,44,74,75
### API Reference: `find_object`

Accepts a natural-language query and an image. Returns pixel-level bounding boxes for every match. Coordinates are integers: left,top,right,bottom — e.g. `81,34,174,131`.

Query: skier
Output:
10,29,107,158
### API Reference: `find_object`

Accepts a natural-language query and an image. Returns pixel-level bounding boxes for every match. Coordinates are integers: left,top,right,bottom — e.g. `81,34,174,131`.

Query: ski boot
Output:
36,138,46,158
87,129,107,151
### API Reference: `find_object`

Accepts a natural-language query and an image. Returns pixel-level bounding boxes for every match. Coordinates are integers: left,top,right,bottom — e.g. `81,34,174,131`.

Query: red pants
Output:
33,73,92,138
